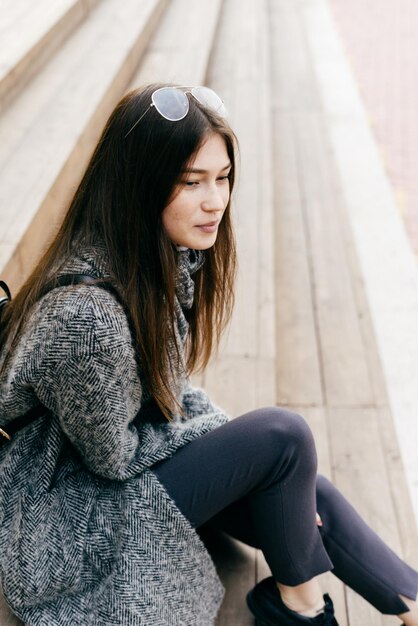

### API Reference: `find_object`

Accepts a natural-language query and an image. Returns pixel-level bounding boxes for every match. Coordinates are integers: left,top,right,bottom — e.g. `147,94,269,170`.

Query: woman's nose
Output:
201,186,226,211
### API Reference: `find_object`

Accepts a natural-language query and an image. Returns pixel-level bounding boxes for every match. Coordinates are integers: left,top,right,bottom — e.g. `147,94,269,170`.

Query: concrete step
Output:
0,0,100,113
0,0,168,290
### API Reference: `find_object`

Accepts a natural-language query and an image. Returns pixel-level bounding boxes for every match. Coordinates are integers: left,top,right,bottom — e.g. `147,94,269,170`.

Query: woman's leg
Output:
315,475,418,617
152,407,332,584
203,473,418,618
151,407,418,617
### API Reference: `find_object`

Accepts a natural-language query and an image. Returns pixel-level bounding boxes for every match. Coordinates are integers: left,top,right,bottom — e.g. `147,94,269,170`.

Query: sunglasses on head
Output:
124,86,227,138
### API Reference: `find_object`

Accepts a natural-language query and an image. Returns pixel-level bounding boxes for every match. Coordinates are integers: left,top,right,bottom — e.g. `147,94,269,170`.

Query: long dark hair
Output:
0,83,238,420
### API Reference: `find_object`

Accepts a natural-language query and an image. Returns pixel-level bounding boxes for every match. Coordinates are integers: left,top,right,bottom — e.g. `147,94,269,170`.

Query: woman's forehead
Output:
187,134,230,171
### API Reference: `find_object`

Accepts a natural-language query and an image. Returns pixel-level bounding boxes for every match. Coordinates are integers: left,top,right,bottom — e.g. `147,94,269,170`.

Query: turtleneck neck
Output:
175,248,205,309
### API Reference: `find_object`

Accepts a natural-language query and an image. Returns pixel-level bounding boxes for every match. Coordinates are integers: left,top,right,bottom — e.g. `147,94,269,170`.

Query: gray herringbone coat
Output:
0,242,229,626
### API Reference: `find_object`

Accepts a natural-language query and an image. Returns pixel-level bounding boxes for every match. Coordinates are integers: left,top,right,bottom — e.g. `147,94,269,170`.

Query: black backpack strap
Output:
0,273,126,322
0,281,12,320
0,280,11,301
41,273,120,300
46,273,131,327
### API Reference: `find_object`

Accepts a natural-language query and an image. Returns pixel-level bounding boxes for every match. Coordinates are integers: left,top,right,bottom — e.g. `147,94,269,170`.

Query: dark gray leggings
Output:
151,407,418,615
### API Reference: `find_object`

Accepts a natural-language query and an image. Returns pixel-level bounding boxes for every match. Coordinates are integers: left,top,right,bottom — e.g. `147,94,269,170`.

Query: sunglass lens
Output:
152,88,189,121
192,86,227,117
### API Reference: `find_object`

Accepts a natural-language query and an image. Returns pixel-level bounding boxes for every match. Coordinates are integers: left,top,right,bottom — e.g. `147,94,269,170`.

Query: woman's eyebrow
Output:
182,163,232,174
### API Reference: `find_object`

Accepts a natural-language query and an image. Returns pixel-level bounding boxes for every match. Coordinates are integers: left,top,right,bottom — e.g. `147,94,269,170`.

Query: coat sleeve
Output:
30,290,169,481
35,342,146,480
181,380,231,422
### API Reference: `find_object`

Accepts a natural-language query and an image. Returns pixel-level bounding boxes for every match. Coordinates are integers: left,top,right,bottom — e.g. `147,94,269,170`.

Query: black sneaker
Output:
246,576,339,626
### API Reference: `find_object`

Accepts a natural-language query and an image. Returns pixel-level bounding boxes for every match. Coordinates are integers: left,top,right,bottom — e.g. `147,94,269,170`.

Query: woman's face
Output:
162,133,231,250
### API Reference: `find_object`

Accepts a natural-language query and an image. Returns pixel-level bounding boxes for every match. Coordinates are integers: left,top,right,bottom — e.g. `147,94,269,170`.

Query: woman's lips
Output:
196,221,219,233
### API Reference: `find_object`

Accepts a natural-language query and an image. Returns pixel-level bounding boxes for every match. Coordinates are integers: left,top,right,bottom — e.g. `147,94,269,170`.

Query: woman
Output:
0,83,417,626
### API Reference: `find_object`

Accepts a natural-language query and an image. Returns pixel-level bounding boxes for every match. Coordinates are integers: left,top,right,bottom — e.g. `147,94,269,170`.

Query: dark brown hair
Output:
0,83,238,420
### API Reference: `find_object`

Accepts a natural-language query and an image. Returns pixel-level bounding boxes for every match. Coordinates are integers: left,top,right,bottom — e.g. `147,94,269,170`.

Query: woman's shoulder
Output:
0,282,135,411
31,282,131,356
28,240,131,353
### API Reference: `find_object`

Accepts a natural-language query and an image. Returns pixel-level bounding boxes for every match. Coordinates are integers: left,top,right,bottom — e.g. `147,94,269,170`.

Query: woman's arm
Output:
30,287,160,481
37,345,144,479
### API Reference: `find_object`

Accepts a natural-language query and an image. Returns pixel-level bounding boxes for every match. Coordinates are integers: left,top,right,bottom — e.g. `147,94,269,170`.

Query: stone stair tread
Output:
0,0,166,277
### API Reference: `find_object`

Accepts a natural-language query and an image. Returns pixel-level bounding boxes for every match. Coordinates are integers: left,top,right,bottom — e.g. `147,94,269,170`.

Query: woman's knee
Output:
251,406,317,466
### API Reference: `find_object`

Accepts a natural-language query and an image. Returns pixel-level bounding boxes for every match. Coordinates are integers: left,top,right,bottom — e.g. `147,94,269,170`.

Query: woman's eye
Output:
182,174,230,187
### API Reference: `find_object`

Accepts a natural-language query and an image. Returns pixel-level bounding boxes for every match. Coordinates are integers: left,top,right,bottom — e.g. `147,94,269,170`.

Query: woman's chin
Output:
180,232,218,251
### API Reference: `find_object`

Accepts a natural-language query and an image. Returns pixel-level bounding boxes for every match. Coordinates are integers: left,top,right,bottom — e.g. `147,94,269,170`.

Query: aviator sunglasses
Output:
124,86,227,138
